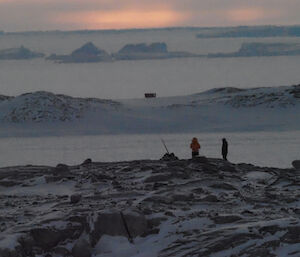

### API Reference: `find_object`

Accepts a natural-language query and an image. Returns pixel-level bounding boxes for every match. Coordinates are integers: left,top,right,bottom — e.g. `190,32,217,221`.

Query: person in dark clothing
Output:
190,137,201,158
222,138,228,161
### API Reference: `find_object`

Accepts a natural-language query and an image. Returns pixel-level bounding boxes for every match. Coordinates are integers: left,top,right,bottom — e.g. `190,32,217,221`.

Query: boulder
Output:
90,210,148,246
30,223,82,251
54,164,69,174
82,158,92,165
0,248,19,257
281,226,300,243
72,238,92,257
292,160,300,169
30,228,62,250
70,194,82,204
53,246,71,257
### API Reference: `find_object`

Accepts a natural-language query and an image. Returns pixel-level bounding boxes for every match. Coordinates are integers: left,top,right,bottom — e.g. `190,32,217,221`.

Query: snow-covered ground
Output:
0,85,299,136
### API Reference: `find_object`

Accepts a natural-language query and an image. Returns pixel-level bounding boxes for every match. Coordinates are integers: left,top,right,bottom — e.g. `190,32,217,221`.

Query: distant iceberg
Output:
47,42,112,63
208,42,300,58
113,42,198,60
47,41,198,63
0,46,44,60
196,25,300,38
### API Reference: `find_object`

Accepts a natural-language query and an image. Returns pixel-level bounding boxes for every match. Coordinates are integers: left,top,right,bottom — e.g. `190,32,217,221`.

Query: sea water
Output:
0,131,299,168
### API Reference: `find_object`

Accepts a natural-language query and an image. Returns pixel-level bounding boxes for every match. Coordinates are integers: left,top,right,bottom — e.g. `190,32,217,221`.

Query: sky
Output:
0,0,299,32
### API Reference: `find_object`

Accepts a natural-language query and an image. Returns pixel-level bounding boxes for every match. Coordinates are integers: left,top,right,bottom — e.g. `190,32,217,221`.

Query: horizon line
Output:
2,24,300,35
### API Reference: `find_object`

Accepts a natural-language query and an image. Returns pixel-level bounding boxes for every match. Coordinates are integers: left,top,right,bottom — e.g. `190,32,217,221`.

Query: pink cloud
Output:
52,7,188,29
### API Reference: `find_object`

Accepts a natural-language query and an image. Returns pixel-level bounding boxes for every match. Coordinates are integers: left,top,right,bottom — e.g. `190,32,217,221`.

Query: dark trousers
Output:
192,151,199,158
222,152,227,161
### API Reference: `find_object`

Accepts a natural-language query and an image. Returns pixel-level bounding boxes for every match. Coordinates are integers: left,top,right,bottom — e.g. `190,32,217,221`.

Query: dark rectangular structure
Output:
145,93,156,98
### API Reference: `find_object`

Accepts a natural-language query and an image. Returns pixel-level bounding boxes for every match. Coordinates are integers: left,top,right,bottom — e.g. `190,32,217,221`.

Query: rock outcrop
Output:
0,158,300,256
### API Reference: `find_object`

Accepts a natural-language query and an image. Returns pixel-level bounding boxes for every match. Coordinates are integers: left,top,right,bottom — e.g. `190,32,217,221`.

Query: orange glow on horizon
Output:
53,9,188,29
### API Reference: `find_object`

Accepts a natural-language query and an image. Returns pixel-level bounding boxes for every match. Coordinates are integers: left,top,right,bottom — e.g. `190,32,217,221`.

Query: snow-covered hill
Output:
0,91,120,123
0,85,299,136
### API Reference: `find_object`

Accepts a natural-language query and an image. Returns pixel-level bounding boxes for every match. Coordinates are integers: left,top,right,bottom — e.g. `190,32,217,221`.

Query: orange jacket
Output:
190,138,200,152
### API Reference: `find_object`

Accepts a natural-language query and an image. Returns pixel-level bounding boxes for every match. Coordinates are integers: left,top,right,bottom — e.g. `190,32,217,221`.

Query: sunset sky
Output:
0,0,299,32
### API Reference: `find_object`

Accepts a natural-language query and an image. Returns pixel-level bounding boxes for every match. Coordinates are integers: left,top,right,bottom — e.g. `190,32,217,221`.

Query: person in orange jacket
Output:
190,137,201,158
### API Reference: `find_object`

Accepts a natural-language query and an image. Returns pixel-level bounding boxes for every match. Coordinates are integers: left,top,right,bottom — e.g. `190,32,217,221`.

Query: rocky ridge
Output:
0,157,300,256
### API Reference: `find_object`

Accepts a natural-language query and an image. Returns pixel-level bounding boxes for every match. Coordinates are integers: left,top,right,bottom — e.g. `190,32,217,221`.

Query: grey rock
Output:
292,160,300,169
172,193,193,202
54,164,69,174
210,183,237,190
0,248,19,257
2,158,300,257
72,238,92,257
82,158,92,165
0,180,21,187
144,174,171,183
70,194,82,204
30,228,63,250
53,246,71,257
90,210,148,246
281,226,300,243
212,215,242,224
201,195,219,202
